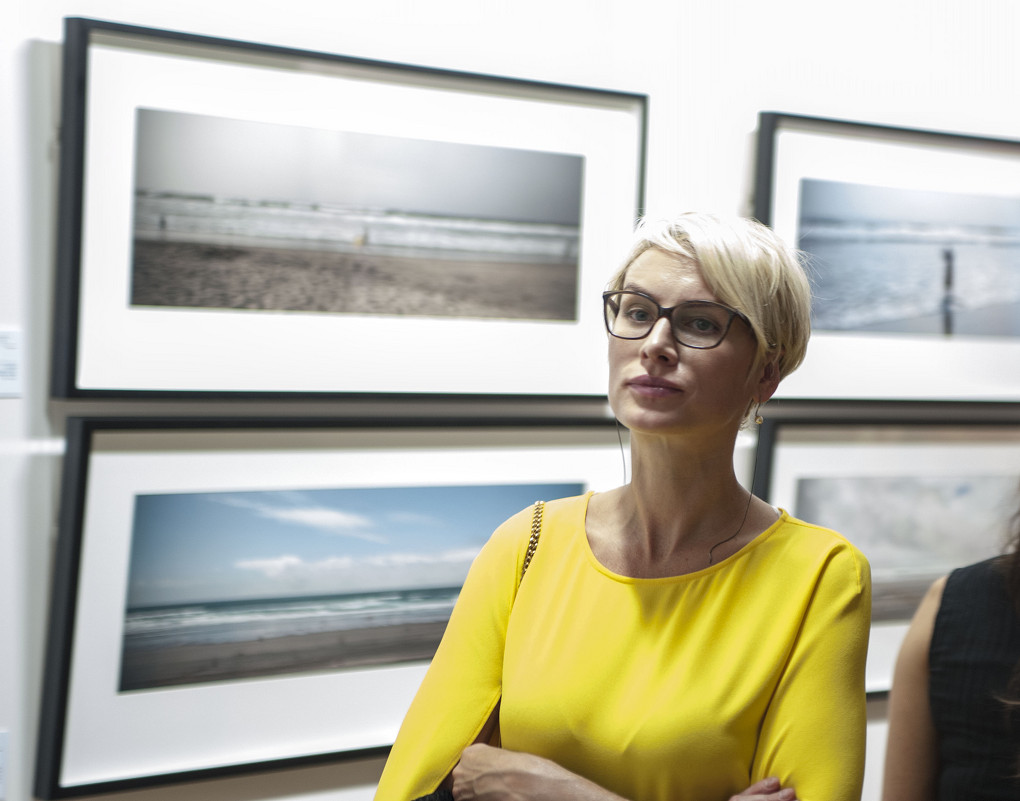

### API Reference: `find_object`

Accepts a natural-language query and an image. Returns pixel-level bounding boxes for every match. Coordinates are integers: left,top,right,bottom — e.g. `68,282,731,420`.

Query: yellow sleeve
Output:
752,541,872,801
373,505,533,801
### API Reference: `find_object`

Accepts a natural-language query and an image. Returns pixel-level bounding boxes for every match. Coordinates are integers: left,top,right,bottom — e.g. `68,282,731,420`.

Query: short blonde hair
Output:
607,213,812,379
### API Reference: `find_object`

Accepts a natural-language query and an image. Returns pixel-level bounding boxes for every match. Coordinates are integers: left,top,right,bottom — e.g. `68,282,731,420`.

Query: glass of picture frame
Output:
755,111,1020,401
36,416,627,797
52,17,647,399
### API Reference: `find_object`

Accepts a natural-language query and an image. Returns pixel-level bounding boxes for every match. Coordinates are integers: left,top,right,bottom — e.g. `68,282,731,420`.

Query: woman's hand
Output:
451,744,796,801
729,777,797,801
451,744,623,801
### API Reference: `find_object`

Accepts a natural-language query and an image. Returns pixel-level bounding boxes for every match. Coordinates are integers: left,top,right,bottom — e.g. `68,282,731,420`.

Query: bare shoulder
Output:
915,575,947,628
883,574,946,801
898,575,948,669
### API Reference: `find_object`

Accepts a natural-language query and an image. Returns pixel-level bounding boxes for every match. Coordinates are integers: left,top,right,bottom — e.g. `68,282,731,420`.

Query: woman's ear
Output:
756,357,782,403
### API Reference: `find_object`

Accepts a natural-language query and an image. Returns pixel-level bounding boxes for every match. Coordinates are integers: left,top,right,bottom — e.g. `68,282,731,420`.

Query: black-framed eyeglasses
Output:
602,290,750,349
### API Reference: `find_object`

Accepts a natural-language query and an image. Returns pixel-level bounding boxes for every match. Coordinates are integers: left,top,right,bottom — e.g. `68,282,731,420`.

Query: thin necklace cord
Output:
708,450,759,566
614,418,628,484
613,421,762,567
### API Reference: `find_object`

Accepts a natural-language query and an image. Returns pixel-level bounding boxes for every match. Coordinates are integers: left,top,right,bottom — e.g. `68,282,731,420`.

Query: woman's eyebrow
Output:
620,284,718,305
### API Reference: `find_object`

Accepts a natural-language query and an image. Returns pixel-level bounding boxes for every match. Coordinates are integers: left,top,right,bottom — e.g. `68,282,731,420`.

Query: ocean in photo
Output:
799,221,1020,335
133,191,581,264
123,586,459,650
119,587,459,691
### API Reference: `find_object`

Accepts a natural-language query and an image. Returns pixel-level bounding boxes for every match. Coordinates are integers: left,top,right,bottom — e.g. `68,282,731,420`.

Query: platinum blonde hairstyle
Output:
607,213,812,380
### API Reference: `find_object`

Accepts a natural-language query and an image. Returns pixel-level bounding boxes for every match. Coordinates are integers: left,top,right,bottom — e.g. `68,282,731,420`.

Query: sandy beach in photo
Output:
119,619,447,692
130,240,578,320
850,297,1020,337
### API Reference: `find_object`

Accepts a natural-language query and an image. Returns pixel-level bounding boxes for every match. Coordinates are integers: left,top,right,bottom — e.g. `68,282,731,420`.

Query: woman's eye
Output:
678,315,722,333
622,303,654,322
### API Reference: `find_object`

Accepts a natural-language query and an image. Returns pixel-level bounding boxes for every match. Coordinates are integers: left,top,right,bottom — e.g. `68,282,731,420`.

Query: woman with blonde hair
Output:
375,212,871,801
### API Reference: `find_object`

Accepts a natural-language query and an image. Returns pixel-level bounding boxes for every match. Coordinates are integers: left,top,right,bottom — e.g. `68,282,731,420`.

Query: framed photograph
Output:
36,416,626,797
752,415,1020,693
754,111,1020,400
51,17,647,399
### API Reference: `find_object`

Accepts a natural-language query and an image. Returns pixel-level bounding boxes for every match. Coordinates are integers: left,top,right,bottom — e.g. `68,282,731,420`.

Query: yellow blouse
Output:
375,492,871,801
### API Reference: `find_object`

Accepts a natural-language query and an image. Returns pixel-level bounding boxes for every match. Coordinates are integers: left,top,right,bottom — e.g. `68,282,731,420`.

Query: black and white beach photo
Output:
130,108,585,321
798,178,1020,337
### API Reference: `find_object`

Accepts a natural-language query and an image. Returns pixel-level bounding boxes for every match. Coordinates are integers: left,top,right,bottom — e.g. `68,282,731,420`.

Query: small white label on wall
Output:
0,329,22,398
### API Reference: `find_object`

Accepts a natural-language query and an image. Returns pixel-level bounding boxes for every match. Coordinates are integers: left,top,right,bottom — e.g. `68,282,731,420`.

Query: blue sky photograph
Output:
125,482,582,608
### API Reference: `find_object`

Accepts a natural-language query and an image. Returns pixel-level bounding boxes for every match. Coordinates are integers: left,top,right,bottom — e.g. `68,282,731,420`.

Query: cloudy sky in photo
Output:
125,482,582,608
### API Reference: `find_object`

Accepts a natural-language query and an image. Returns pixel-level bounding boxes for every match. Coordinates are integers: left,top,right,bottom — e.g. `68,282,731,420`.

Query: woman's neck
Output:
587,431,761,576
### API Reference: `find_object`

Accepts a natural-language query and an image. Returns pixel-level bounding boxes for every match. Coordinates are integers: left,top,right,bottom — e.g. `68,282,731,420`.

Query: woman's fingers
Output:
730,777,797,801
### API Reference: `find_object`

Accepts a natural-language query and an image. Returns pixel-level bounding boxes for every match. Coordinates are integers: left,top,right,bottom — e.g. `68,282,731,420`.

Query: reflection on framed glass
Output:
36,416,625,797
754,111,1020,400
51,17,647,398
752,414,1020,692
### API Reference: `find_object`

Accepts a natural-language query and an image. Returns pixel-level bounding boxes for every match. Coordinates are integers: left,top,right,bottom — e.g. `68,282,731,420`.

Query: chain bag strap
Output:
521,500,544,581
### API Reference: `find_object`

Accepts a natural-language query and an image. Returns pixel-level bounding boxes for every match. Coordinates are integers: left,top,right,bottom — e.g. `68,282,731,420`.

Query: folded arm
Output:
452,745,797,801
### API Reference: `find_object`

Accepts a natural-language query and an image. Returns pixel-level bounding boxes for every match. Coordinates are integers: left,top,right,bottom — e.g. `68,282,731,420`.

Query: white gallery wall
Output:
2,1,1018,800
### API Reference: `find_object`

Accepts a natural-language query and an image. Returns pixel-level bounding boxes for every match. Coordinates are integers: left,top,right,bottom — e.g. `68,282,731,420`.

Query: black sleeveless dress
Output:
929,557,1020,800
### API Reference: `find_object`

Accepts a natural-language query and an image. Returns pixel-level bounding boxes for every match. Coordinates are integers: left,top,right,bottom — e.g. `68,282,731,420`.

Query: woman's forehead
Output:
622,249,715,299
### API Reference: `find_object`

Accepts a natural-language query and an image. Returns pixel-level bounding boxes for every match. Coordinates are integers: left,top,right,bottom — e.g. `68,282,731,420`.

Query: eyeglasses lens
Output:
604,292,733,348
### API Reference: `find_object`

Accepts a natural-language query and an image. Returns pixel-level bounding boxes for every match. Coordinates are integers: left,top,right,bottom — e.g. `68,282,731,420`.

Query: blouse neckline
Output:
578,491,789,584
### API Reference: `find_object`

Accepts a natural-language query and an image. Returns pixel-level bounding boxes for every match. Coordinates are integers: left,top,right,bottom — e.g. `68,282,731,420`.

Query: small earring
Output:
753,403,764,426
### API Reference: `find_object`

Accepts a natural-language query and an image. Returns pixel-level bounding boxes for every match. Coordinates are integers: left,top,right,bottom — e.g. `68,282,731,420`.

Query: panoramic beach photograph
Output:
130,108,585,321
797,178,1020,336
794,473,1017,619
119,481,583,692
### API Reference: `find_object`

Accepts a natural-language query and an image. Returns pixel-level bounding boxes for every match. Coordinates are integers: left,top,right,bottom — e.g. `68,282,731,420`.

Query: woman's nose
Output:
639,317,679,363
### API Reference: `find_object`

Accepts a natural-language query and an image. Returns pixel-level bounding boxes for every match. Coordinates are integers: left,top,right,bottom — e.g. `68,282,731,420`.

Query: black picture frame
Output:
36,415,625,797
51,17,647,400
753,411,1020,693
754,111,1020,401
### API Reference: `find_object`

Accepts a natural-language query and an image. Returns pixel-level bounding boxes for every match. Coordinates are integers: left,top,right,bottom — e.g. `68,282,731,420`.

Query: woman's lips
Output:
627,375,682,396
